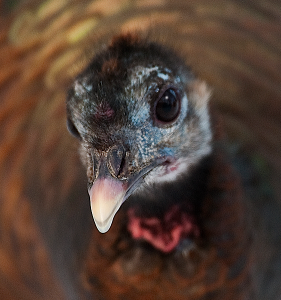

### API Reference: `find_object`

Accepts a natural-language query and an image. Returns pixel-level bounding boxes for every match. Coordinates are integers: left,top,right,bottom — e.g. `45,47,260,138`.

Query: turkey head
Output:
66,33,212,243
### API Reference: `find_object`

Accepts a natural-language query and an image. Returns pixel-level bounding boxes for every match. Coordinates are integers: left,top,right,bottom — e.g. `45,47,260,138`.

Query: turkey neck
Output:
83,145,254,300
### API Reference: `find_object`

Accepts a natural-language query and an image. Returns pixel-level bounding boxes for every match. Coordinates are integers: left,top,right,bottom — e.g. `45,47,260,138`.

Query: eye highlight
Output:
155,88,180,123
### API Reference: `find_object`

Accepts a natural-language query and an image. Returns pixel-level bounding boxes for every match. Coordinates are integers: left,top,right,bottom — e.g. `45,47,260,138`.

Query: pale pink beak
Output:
88,177,127,233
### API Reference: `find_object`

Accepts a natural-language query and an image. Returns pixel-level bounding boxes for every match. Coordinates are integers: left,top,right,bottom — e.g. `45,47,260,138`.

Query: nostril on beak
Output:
107,144,127,178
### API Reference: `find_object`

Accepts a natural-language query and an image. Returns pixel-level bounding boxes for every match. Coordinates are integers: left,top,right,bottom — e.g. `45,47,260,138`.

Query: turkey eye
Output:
155,88,180,123
67,118,81,139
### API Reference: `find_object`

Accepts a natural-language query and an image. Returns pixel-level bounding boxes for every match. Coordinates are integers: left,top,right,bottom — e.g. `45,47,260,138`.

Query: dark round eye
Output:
155,88,180,123
67,118,81,139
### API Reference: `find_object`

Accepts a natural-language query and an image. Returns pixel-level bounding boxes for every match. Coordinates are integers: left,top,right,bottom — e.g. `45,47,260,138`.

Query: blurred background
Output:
0,0,281,299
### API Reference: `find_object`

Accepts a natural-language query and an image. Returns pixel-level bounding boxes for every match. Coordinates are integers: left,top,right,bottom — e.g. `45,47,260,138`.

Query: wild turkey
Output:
66,33,253,299
1,1,281,300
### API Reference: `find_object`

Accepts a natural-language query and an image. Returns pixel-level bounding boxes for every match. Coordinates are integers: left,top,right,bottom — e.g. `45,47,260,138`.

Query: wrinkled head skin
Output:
66,34,212,233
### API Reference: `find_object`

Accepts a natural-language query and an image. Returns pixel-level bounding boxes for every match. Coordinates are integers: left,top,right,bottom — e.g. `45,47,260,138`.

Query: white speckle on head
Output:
74,78,93,96
157,73,169,81
74,80,85,96
84,83,93,93
129,66,172,87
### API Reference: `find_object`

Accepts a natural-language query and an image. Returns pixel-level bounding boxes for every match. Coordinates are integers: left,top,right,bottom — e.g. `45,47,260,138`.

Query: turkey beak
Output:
88,147,164,233
88,146,129,233
89,176,127,233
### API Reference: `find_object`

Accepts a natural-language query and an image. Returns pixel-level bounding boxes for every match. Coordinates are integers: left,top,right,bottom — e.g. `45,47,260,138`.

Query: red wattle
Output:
127,205,199,253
